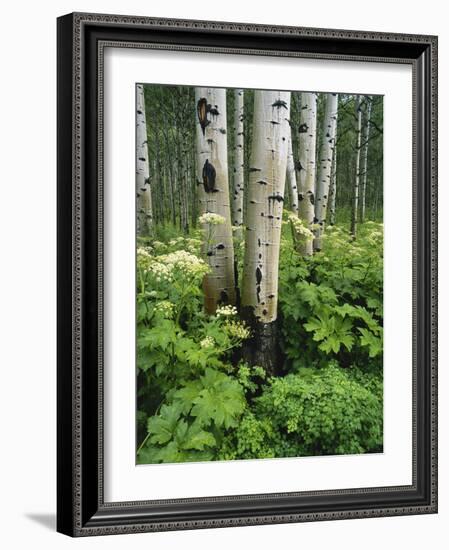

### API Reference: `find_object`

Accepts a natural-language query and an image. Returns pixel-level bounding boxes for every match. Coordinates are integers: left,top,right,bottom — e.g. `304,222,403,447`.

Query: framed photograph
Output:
57,12,438,536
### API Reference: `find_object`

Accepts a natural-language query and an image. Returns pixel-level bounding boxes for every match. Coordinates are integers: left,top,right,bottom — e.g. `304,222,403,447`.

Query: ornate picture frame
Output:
57,12,437,536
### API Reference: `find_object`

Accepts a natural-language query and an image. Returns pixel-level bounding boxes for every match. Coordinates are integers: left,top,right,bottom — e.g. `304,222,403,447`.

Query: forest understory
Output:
136,86,384,464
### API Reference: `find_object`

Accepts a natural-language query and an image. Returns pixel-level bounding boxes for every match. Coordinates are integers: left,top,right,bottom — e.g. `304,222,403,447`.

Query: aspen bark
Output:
175,118,189,232
241,90,291,373
180,127,190,233
231,89,245,234
360,97,372,223
314,93,338,251
328,145,337,225
154,112,164,225
195,88,236,313
297,92,318,255
328,116,338,226
136,84,153,235
351,97,363,238
286,128,298,214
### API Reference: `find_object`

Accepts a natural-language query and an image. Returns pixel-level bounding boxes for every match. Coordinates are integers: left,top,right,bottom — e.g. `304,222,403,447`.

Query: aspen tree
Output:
286,128,298,214
351,97,363,238
231,89,245,235
195,88,236,313
328,146,337,226
297,92,318,255
328,112,338,227
360,96,372,223
136,84,153,235
314,93,338,251
241,90,291,373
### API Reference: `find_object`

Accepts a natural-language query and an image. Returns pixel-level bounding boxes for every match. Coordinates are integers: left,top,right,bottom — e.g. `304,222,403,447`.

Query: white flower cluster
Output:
224,320,251,340
160,250,209,277
137,246,152,258
154,300,175,318
168,237,184,247
200,336,215,349
165,236,202,254
215,305,238,318
137,246,153,269
143,249,209,284
288,215,314,241
199,212,226,226
186,238,202,253
147,260,174,283
152,241,166,250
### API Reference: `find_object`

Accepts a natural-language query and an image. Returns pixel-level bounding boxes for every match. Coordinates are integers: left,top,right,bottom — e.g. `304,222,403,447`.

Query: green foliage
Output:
279,222,383,372
136,238,252,463
137,221,384,464
138,402,217,464
138,368,246,464
179,368,246,429
220,363,383,459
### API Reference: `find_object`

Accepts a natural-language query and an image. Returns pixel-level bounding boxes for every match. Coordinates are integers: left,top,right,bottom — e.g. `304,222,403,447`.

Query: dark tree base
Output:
241,309,281,376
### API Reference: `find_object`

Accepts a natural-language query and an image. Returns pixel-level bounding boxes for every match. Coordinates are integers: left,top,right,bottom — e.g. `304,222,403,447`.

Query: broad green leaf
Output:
147,403,182,445
183,423,216,451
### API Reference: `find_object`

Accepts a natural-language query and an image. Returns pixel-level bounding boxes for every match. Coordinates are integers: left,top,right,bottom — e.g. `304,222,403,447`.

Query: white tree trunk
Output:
231,89,245,234
297,92,318,255
136,84,153,235
314,93,338,250
195,88,236,313
351,97,363,238
242,90,291,323
328,117,338,226
328,142,337,225
241,91,290,372
360,97,372,223
286,128,298,214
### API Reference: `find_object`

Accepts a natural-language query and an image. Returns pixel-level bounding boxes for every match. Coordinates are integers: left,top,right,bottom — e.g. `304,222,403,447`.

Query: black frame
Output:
57,12,438,537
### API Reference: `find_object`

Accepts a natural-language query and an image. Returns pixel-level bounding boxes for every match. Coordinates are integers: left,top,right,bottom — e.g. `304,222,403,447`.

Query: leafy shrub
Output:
220,363,383,459
279,222,383,371
138,368,247,464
